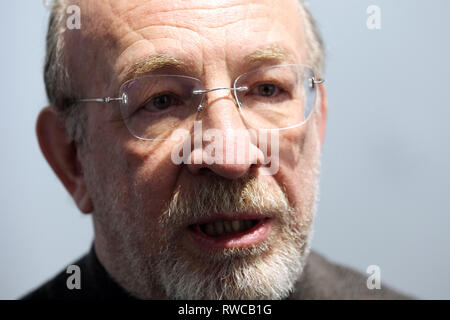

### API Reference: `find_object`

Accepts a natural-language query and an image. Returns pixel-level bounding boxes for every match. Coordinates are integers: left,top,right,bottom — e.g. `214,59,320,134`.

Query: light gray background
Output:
1,0,449,299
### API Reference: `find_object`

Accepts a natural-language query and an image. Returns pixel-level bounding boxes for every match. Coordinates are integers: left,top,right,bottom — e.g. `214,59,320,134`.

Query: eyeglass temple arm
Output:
76,97,124,103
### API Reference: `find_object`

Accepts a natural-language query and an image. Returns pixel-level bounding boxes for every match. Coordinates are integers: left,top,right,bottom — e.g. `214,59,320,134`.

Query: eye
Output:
143,93,179,112
254,83,280,97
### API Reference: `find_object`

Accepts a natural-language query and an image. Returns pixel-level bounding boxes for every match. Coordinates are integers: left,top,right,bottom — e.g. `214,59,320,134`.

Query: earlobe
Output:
36,107,93,214
317,84,328,147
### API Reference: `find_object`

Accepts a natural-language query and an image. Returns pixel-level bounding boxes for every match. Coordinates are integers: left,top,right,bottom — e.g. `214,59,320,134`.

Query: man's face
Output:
70,0,325,299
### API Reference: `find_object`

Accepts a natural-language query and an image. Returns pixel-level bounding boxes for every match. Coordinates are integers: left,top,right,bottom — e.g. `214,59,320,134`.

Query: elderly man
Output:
25,0,407,300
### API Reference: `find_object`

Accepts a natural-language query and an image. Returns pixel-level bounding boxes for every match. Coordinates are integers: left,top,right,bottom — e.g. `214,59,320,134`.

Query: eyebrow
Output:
122,54,187,83
244,46,293,66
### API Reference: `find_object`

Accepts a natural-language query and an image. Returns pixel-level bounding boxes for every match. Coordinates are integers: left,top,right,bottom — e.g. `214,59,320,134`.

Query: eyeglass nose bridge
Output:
192,86,248,111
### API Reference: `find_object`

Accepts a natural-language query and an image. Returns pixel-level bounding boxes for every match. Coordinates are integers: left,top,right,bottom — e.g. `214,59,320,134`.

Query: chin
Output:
152,222,313,300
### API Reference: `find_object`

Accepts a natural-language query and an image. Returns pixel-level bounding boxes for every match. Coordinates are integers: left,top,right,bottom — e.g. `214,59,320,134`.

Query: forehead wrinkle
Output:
117,1,268,31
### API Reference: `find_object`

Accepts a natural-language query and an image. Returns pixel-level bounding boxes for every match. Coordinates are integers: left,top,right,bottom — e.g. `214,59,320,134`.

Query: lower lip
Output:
187,219,272,249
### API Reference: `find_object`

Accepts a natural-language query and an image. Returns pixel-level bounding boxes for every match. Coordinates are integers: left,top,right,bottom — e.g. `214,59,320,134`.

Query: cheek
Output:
116,139,183,220
87,137,186,247
274,120,321,214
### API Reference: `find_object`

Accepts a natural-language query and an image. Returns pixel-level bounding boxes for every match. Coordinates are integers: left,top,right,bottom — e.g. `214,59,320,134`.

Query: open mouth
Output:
188,217,272,249
200,219,260,237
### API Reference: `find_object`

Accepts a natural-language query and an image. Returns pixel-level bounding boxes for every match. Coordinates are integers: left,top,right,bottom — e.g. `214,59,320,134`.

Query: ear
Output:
316,83,328,147
36,107,93,214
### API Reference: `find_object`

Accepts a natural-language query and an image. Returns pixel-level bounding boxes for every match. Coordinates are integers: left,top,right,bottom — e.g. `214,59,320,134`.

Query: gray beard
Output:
129,176,317,300
155,224,313,300
91,173,319,300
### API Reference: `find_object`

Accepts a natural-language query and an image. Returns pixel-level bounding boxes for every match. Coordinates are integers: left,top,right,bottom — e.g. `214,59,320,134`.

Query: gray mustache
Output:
159,176,293,227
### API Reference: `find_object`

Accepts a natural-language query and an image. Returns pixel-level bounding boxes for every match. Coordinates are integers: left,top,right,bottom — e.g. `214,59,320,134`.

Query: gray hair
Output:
44,0,325,143
45,0,86,144
298,2,325,74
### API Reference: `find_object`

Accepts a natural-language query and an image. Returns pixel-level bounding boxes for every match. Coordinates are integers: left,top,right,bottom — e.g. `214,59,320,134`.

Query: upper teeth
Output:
202,220,256,237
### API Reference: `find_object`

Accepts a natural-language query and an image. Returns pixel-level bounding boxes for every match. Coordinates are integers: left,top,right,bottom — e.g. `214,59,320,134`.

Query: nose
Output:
185,89,266,179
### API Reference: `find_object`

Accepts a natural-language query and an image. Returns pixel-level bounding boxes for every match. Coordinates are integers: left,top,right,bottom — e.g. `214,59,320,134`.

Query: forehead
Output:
74,0,306,85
